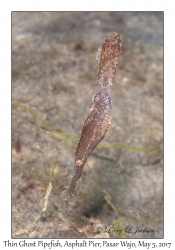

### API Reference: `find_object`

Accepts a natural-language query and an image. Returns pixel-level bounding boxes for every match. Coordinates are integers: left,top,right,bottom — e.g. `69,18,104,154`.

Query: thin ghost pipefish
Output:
64,33,121,196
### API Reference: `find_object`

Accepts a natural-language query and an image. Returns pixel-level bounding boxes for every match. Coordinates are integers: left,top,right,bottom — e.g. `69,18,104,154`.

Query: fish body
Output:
64,33,121,197
66,87,112,196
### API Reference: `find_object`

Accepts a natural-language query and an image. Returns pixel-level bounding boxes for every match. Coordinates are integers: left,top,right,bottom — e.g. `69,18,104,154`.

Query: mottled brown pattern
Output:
97,33,121,87
65,33,121,196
